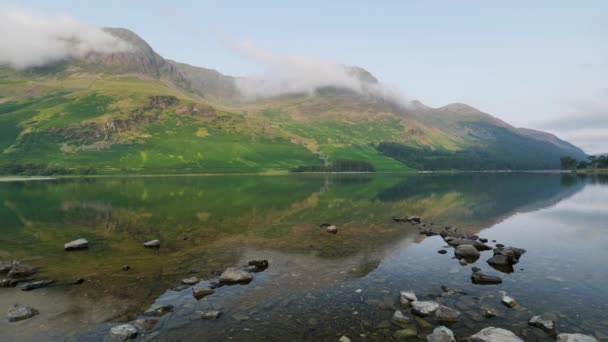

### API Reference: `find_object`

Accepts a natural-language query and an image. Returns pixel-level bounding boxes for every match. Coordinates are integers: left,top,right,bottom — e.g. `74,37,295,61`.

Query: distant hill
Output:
0,28,587,174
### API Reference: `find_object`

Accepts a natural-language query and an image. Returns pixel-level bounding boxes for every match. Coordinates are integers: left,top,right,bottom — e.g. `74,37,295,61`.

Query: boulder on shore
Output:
411,300,439,316
428,326,456,342
219,267,253,284
64,238,88,251
462,327,524,342
7,304,39,322
143,240,160,248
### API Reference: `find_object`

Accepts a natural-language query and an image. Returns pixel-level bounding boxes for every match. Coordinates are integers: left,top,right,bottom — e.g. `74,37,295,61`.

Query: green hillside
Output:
0,28,587,174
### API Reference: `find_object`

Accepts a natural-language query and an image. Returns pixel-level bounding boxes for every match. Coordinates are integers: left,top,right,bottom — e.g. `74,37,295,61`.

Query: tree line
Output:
290,160,376,172
560,155,608,170
0,163,97,176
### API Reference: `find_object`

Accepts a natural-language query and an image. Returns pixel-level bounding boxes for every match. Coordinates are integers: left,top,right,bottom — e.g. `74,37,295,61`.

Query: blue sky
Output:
4,0,608,152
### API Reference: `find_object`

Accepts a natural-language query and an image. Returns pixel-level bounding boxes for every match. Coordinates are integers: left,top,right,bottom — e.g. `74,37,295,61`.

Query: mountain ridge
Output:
0,27,587,174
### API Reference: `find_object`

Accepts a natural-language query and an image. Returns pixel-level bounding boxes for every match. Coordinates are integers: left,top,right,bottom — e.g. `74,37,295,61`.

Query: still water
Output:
0,173,607,341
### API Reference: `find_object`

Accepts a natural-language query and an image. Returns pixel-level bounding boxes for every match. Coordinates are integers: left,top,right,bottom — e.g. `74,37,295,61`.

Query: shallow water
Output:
0,173,607,341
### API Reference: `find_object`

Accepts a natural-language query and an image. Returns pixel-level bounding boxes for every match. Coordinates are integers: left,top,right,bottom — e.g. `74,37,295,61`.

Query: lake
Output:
1,173,607,341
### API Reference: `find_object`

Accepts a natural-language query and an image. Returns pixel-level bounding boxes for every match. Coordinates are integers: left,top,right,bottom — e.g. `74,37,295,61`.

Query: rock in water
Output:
438,249,448,254
411,300,440,316
8,262,37,277
248,260,269,269
20,280,54,291
64,238,88,251
391,310,411,327
110,324,138,340
471,272,502,285
446,238,491,251
135,319,158,331
529,315,557,336
462,327,524,342
428,326,456,342
501,292,517,308
455,245,480,259
181,277,200,285
557,333,599,342
143,240,160,248
338,336,352,342
7,304,39,322
487,254,510,266
434,305,461,323
400,290,418,304
198,310,222,319
393,328,418,340
143,304,174,317
192,287,215,300
219,267,253,283
493,246,526,264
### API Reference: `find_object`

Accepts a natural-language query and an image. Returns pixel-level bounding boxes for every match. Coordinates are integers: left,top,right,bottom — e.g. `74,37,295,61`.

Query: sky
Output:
2,0,607,153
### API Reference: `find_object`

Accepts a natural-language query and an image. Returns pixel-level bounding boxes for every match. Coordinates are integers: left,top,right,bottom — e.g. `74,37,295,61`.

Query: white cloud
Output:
0,7,131,69
231,40,408,105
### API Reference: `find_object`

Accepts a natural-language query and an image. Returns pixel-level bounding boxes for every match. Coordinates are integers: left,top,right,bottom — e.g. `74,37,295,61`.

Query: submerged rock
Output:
557,333,598,342
438,249,448,254
198,310,222,320
411,300,440,316
7,304,39,322
434,305,461,323
471,272,502,285
110,324,138,340
428,326,456,342
392,310,411,327
135,318,158,331
143,304,174,317
143,240,160,248
455,245,480,259
21,280,54,291
529,315,557,336
393,328,418,340
483,308,498,318
462,327,524,342
64,238,88,251
440,285,466,295
219,267,253,284
192,287,215,300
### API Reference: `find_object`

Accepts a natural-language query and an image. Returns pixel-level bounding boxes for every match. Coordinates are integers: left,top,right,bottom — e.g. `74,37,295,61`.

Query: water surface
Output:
1,173,606,341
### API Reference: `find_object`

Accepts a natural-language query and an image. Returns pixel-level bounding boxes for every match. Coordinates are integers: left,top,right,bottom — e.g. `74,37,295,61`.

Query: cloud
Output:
0,8,131,69
539,90,608,154
230,40,408,105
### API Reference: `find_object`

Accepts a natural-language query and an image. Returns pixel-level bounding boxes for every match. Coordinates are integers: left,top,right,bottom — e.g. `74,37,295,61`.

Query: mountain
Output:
0,28,587,174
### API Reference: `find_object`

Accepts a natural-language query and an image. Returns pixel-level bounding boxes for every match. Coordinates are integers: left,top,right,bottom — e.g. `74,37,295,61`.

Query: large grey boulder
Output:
434,305,461,323
110,324,138,340
455,245,480,259
219,267,253,283
64,238,89,251
7,304,39,322
198,310,222,320
462,327,524,342
493,246,526,264
557,333,598,342
447,238,491,251
428,326,456,342
411,300,439,316
400,290,417,305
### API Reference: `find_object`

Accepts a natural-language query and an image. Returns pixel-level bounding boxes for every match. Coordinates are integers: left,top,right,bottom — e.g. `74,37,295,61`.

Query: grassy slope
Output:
0,73,414,173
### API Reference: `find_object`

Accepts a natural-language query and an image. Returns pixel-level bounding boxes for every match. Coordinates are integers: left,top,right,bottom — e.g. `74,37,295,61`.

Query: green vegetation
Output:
561,154,608,171
290,160,375,172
